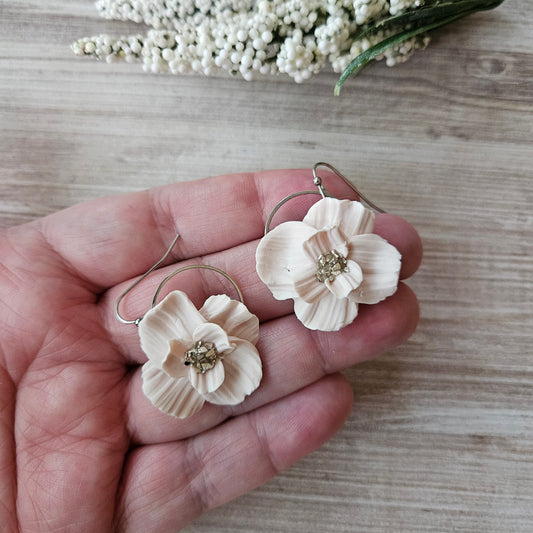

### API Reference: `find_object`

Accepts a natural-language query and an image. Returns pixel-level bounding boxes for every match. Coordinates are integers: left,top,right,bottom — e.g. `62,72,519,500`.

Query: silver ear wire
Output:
115,234,181,325
264,162,386,234
152,265,244,308
313,162,386,214
114,234,244,326
264,189,332,234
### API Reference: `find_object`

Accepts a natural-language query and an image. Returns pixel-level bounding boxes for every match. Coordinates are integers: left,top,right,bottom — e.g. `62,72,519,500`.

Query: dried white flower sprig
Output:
72,0,425,84
72,0,505,93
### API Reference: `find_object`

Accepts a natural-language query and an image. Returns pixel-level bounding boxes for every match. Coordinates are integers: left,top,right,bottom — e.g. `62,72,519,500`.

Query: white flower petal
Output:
256,221,317,300
138,290,205,366
192,322,232,353
200,294,259,345
348,234,402,304
142,361,205,418
161,339,189,379
293,292,359,331
203,339,262,406
303,198,375,237
293,262,330,303
302,226,349,262
325,260,363,299
189,361,225,394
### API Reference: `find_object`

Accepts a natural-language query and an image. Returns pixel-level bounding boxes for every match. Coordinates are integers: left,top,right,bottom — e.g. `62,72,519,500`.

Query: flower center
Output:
316,249,348,283
184,340,220,374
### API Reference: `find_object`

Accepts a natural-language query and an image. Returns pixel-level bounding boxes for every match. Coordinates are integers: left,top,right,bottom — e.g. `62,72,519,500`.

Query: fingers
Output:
35,169,360,290
101,208,421,364
374,214,423,279
114,374,353,533
125,283,419,445
94,170,422,450
34,168,408,290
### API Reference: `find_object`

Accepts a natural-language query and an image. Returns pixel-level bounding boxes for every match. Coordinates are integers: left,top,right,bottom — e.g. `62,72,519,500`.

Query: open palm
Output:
0,169,422,532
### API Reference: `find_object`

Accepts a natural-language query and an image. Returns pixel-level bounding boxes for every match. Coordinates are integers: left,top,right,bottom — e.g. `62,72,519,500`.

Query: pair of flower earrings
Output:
115,162,401,419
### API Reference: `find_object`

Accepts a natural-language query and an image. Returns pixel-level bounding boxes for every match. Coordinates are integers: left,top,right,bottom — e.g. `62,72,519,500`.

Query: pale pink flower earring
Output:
116,236,262,419
256,162,402,332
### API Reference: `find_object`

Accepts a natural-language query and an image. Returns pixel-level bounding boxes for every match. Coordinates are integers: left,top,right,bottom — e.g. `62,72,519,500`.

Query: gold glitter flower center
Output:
184,340,220,374
316,249,348,283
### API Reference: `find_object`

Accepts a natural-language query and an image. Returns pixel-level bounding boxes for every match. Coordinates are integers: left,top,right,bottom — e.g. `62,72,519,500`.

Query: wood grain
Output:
1,1,532,531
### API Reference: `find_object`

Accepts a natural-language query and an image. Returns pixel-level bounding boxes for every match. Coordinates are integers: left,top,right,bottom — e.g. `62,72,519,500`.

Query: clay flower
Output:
139,290,262,418
256,197,401,331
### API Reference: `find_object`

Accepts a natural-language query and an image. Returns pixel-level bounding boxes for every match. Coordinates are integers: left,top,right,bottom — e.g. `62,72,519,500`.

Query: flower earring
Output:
116,236,262,419
256,162,402,332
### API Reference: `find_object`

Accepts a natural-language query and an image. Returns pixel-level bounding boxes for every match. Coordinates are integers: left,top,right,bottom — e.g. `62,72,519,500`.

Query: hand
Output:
0,169,422,532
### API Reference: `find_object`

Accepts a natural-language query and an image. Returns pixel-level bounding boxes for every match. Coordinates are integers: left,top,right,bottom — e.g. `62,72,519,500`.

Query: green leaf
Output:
334,0,505,95
364,0,505,37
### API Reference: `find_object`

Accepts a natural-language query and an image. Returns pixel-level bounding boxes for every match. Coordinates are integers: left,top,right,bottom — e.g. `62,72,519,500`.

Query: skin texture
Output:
0,169,422,532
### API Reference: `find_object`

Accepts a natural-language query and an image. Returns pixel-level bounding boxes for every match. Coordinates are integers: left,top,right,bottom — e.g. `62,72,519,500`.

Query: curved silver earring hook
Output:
313,162,386,214
264,189,333,234
114,234,244,326
264,162,386,234
151,265,244,308
115,234,180,325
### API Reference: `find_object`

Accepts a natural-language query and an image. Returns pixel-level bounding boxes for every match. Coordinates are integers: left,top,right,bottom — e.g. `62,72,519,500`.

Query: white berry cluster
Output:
72,0,427,82
389,0,425,15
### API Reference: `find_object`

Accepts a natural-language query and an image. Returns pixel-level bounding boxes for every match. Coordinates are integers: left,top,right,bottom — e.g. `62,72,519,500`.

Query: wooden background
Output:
1,1,532,531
